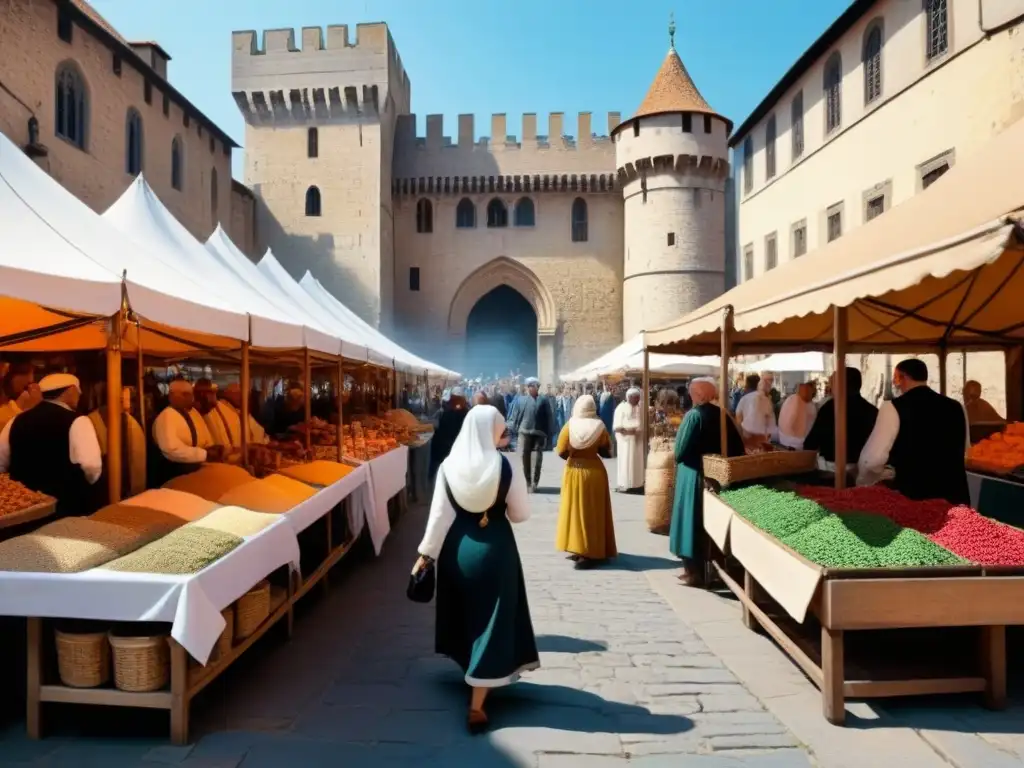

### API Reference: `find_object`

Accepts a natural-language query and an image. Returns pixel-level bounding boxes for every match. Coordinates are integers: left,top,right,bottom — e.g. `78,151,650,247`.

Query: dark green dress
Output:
436,457,540,686
669,403,745,560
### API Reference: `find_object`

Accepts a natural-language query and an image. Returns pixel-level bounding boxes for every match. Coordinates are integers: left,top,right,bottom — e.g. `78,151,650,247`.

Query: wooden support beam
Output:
833,307,848,489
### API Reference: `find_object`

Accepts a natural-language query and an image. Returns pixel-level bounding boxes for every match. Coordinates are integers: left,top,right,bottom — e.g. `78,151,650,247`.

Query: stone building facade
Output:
0,0,254,253
730,0,1024,410
231,23,730,381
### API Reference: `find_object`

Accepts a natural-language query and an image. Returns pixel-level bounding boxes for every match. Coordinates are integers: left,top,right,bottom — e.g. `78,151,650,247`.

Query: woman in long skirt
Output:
555,395,617,568
414,405,539,733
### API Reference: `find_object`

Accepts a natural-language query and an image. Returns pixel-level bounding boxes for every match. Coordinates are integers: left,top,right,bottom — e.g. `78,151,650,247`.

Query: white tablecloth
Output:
356,446,408,554
280,462,370,535
0,516,300,665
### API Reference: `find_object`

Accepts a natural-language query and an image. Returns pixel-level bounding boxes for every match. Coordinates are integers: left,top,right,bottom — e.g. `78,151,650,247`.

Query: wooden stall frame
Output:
705,502,1018,725
27,570,296,745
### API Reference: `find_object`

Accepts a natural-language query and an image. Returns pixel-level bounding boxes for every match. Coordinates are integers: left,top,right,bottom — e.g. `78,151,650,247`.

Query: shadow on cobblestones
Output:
535,635,608,653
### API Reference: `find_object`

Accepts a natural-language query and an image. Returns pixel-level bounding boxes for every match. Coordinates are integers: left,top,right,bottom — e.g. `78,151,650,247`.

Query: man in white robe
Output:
735,377,777,443
150,379,220,486
777,383,817,449
613,387,644,491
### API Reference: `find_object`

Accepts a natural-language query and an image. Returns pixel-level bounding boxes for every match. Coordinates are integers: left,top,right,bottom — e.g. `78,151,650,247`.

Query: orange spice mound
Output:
276,460,354,487
262,474,319,502
967,423,1024,470
217,479,308,514
120,488,221,523
163,464,255,501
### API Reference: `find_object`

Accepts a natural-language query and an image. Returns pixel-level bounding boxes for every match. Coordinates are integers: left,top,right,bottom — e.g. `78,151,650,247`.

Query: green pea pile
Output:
721,485,965,569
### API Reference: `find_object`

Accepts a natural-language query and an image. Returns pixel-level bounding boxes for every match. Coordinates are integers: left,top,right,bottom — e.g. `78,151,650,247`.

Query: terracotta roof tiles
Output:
633,48,720,120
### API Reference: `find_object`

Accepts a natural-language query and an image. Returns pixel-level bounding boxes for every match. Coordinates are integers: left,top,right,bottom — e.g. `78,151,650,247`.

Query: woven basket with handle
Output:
702,450,817,488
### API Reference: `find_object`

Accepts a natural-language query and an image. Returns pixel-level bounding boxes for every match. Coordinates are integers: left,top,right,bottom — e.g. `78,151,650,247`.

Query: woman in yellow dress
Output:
555,395,617,569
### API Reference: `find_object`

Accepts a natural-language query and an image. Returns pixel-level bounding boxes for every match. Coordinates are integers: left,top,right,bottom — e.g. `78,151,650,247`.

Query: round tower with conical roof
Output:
613,23,732,339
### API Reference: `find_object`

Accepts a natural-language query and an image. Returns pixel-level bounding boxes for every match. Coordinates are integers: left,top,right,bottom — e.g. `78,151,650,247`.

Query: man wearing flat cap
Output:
0,373,102,517
149,378,219,487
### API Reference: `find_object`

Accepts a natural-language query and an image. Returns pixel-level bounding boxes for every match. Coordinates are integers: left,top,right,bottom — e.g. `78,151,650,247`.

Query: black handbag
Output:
407,561,436,603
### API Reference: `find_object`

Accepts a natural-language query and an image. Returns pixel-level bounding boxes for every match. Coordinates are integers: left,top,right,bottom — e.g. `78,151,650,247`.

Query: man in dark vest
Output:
0,373,102,517
149,379,219,487
857,358,970,504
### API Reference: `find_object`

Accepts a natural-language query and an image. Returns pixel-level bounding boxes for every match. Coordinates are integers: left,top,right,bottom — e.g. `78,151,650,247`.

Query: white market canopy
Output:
740,352,827,373
103,177,322,353
0,132,246,353
561,333,719,381
299,273,458,378
204,226,339,356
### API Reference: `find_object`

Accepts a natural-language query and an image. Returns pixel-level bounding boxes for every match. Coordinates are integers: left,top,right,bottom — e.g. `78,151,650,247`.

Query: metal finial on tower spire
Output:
668,12,676,50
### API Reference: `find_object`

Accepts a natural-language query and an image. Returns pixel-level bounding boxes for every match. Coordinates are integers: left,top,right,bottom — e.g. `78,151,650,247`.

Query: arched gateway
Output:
448,257,557,383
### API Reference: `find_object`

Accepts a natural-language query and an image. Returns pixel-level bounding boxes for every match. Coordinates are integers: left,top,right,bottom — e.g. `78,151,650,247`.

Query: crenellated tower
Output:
613,25,731,339
231,24,411,329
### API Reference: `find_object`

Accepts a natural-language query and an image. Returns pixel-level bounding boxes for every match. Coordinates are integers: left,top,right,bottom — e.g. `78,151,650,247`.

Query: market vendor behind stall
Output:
857,359,970,504
0,373,102,517
149,379,220,487
205,381,267,450
669,377,745,586
777,382,817,449
266,382,306,437
963,380,1004,426
0,363,41,432
88,383,146,499
804,367,877,476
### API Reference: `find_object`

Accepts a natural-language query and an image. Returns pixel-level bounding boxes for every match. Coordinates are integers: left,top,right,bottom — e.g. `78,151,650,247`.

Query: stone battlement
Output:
395,113,622,150
231,24,409,123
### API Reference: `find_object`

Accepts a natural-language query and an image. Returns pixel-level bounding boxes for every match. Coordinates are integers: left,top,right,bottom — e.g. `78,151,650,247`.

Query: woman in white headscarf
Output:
555,395,617,568
414,405,539,734
613,386,644,491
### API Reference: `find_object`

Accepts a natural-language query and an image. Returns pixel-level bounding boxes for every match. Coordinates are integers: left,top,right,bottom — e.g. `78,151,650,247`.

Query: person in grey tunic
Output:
509,377,554,492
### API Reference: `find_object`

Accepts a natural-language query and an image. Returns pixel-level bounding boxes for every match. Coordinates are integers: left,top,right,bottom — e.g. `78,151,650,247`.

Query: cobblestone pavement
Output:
3,456,1023,767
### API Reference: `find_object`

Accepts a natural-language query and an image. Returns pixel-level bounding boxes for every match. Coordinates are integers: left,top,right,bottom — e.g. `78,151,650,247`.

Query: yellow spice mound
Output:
91,504,185,538
197,506,279,537
103,525,243,575
261,474,318,502
120,489,220,522
163,464,255,501
0,517,150,573
218,479,305,514
277,460,353,487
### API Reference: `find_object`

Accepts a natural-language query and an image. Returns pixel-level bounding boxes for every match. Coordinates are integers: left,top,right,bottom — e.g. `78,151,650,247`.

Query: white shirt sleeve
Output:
0,418,12,473
505,461,531,523
857,401,900,487
418,463,456,559
154,409,208,464
69,415,103,485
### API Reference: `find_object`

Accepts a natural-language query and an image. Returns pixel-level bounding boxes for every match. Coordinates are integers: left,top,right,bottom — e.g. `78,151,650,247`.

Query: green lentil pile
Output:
102,525,243,575
721,485,965,569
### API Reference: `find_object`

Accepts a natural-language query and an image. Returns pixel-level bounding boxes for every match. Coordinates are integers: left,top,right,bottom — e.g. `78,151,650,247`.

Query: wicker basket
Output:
702,450,818,488
108,633,169,692
55,630,110,688
213,606,234,661
235,580,271,640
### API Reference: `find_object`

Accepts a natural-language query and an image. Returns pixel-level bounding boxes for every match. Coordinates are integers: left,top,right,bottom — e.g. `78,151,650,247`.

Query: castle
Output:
231,22,730,381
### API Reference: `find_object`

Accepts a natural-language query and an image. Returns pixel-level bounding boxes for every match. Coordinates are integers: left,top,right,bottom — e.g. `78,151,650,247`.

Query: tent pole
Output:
938,343,948,395
106,313,123,505
833,306,849,490
135,323,146,477
240,342,250,470
720,307,733,457
642,346,650,470
337,357,344,464
303,348,312,453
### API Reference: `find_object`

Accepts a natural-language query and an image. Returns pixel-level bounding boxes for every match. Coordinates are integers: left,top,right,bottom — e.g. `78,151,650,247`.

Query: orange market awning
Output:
646,117,1024,356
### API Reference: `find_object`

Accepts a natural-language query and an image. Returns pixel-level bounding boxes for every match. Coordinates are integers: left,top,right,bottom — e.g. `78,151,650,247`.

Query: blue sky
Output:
90,0,853,179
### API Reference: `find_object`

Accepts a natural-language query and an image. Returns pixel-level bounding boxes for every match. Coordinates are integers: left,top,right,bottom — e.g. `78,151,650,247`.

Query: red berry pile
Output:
795,485,1024,566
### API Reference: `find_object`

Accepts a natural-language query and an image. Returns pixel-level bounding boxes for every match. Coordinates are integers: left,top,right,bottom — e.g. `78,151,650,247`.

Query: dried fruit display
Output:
0,473,52,517
967,422,1024,471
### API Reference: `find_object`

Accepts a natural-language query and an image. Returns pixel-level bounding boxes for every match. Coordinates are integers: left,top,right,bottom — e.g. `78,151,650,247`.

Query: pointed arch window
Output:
486,198,508,228
210,168,219,222
824,52,842,135
863,21,883,104
171,136,183,190
307,127,318,158
513,197,535,227
416,198,433,233
305,185,321,217
55,62,87,149
571,197,588,242
456,198,476,228
125,108,143,175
